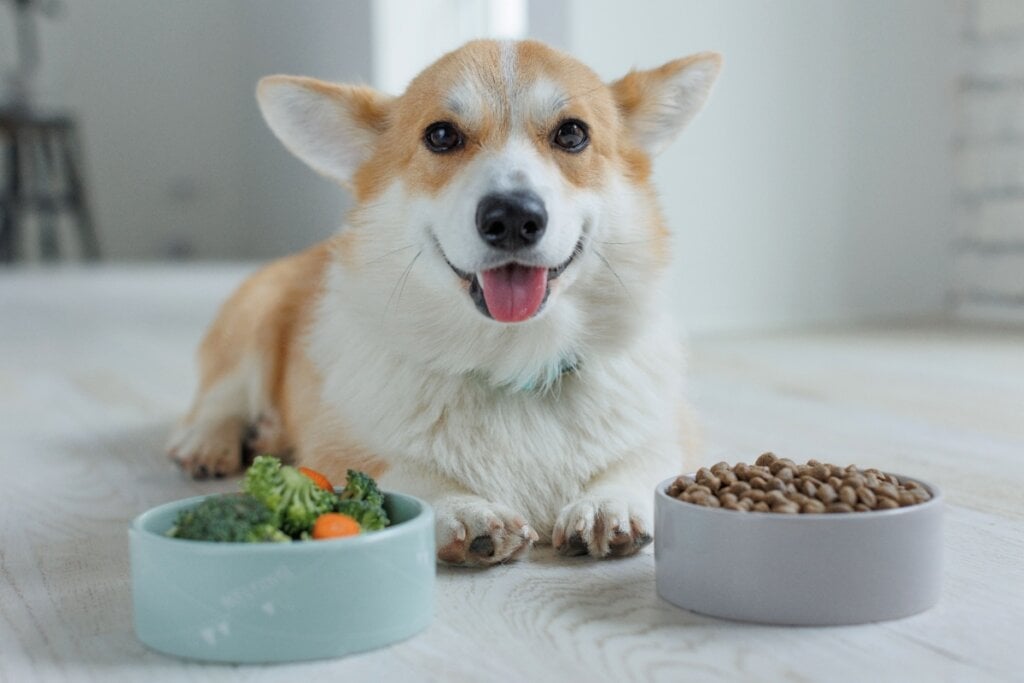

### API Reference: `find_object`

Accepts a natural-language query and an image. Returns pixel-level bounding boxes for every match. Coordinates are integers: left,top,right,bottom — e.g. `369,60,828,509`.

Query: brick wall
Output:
954,0,1024,323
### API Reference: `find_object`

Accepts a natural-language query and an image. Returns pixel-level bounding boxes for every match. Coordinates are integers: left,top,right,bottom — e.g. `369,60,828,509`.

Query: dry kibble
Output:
801,499,827,514
816,483,838,503
876,482,899,501
857,487,877,508
668,457,932,514
725,481,751,495
839,485,858,506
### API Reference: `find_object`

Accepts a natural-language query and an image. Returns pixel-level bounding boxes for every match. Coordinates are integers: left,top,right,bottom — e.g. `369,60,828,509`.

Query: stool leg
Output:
0,129,21,263
61,125,100,261
36,128,60,261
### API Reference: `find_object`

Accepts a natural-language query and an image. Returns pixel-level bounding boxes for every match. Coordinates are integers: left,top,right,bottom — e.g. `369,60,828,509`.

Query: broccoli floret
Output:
167,494,290,543
335,469,389,530
340,469,385,507
243,455,337,537
335,498,389,531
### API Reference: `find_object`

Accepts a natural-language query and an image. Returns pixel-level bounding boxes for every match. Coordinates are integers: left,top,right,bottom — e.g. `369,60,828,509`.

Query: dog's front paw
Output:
166,417,245,479
552,494,652,559
435,498,538,567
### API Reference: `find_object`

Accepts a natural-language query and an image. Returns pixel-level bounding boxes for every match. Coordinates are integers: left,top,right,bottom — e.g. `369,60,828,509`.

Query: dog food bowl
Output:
654,474,943,625
130,491,435,663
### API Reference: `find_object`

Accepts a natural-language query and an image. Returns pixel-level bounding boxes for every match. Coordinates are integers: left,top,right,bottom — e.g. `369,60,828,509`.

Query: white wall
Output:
239,0,373,259
3,1,250,260
568,0,957,333
0,0,372,261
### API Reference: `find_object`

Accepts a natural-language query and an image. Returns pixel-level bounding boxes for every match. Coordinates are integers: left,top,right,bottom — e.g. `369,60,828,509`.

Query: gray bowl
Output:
130,491,435,663
654,474,943,625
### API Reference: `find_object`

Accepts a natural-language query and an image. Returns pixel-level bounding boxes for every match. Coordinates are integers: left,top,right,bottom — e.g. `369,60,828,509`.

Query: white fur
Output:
182,43,721,565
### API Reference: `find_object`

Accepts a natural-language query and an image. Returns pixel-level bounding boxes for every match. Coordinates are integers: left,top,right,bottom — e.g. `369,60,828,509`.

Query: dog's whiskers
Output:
596,238,665,246
594,249,632,299
383,249,423,319
366,243,417,265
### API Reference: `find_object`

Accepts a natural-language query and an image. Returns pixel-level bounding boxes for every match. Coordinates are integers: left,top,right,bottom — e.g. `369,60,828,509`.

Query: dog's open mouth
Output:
446,240,583,323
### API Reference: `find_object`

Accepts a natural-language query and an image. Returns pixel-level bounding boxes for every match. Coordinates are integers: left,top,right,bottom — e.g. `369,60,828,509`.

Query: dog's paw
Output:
552,494,653,559
167,417,245,480
435,499,539,567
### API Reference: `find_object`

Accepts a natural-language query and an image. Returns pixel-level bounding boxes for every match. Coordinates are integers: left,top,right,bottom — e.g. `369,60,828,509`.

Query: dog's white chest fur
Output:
307,276,685,538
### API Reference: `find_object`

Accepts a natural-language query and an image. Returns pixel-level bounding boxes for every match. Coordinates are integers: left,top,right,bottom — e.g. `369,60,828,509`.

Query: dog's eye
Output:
424,122,463,153
552,120,589,153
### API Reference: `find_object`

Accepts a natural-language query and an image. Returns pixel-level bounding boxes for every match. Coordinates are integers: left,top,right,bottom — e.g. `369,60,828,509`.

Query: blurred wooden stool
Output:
0,108,100,262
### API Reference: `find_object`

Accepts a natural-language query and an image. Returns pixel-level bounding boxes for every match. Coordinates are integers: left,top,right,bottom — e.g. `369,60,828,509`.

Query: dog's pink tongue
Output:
479,265,548,323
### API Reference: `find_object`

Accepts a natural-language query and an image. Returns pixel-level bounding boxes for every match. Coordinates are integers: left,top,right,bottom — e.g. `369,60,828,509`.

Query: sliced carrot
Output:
312,513,361,539
299,466,333,492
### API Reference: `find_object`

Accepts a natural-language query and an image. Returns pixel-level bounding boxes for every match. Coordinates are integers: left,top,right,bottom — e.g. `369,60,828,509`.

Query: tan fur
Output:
171,41,721,565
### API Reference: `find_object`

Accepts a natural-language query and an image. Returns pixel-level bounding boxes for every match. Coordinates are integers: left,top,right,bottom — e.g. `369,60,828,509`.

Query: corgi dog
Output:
168,40,721,566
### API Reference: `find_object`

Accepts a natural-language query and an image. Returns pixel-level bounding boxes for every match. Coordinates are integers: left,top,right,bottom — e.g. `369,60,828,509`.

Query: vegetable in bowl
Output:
167,455,389,542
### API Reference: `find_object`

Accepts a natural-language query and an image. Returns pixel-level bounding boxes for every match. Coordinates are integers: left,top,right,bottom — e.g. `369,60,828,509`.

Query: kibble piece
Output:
765,490,788,506
816,483,838,503
719,492,738,507
801,480,817,498
725,481,751,495
755,452,778,467
828,502,854,513
740,489,766,503
749,476,768,490
776,467,795,482
752,501,770,512
738,498,754,511
828,476,844,490
718,469,738,486
772,501,800,514
876,497,899,510
711,461,731,473
854,503,872,512
856,486,877,508
839,485,858,506
898,490,917,506
767,478,787,492
801,499,827,514
876,482,899,501
696,468,722,491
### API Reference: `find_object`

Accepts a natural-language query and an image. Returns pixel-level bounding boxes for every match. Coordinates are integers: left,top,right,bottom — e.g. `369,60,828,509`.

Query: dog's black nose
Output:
475,191,547,251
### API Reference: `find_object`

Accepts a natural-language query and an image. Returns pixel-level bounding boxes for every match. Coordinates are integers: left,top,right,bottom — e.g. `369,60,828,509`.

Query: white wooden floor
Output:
1,265,1021,683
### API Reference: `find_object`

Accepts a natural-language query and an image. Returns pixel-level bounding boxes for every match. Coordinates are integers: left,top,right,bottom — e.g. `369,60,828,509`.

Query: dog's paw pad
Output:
552,496,652,559
436,501,537,567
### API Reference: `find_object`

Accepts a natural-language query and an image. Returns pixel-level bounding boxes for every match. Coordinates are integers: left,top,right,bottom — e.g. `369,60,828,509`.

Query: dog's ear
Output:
257,75,393,184
610,52,722,156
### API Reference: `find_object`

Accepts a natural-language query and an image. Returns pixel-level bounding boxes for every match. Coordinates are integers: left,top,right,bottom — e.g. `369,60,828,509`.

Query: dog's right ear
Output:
257,76,392,184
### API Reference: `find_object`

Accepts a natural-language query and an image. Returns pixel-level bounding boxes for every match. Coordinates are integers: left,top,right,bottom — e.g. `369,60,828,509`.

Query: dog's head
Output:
257,40,720,388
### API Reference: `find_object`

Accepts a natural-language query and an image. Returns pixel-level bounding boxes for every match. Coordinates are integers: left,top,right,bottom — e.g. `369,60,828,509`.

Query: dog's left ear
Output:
610,52,722,156
257,75,393,184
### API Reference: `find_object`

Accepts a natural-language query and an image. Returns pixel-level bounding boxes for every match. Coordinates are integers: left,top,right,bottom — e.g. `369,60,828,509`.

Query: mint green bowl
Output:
130,491,434,663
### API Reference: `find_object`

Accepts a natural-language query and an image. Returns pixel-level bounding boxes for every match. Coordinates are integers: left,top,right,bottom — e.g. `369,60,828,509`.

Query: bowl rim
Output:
130,490,433,553
656,472,943,521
